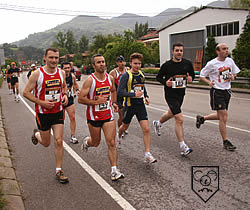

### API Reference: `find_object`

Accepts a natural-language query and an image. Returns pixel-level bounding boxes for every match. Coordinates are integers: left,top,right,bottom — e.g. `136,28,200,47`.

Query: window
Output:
207,21,240,37
234,21,239,34
212,25,216,36
206,26,211,37
228,23,233,35
216,24,221,36
223,24,228,36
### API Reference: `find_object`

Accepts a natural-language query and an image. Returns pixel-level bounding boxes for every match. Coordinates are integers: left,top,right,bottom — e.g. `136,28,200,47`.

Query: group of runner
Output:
21,41,239,184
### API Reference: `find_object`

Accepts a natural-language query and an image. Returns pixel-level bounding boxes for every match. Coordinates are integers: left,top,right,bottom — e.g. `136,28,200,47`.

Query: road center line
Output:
148,105,250,134
20,96,135,210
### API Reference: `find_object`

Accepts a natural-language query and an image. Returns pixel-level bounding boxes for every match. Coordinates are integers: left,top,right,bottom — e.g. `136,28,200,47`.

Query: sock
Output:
35,132,40,138
111,166,117,173
145,152,151,157
56,168,62,173
158,120,162,126
179,141,186,148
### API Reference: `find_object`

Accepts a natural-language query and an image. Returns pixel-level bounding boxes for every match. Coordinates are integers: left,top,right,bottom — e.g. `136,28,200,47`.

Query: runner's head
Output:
44,48,59,70
31,64,36,70
116,55,125,69
172,42,184,62
216,43,229,60
91,54,106,73
61,62,71,74
129,53,143,72
11,62,16,68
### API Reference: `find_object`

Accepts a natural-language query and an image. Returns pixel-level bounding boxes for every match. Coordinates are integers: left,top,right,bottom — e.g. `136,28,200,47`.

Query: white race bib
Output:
131,84,144,98
95,101,111,112
219,70,230,83
172,76,186,88
45,88,61,102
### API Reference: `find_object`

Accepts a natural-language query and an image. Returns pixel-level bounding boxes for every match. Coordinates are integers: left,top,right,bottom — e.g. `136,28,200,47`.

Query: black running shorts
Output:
10,77,18,86
7,77,11,83
87,118,113,127
36,110,64,131
210,88,231,110
122,104,148,124
63,96,74,109
165,95,184,115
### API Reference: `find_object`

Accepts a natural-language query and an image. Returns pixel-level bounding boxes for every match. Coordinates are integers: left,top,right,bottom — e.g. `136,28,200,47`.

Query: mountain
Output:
13,1,229,49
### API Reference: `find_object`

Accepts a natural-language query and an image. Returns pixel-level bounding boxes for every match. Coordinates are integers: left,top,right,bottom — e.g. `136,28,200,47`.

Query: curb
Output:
0,103,25,210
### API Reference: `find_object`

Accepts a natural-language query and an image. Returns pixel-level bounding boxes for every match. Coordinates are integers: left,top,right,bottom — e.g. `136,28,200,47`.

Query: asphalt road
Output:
1,72,249,210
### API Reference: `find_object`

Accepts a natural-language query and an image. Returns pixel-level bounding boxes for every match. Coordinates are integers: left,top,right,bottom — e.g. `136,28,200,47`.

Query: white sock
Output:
111,166,117,173
158,120,161,126
56,168,62,173
35,132,40,138
145,152,151,157
179,141,186,148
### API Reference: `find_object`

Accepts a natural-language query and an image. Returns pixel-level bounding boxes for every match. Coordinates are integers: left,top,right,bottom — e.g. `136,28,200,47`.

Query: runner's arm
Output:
156,63,167,85
110,75,118,112
72,73,80,95
117,73,135,98
61,70,68,105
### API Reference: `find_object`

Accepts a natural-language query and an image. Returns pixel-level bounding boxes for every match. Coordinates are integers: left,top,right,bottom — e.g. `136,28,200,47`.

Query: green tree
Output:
56,32,66,48
229,0,250,9
72,53,83,68
134,22,149,39
204,36,218,64
65,30,78,54
232,15,250,69
78,35,89,52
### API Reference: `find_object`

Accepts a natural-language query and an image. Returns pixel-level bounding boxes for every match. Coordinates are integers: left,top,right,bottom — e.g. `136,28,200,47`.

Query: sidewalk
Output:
0,102,25,210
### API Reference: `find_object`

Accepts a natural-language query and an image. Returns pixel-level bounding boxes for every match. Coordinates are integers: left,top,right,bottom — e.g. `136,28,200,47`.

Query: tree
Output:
229,0,250,9
232,15,250,69
55,32,66,48
134,22,149,39
65,30,78,54
78,35,89,52
204,36,218,64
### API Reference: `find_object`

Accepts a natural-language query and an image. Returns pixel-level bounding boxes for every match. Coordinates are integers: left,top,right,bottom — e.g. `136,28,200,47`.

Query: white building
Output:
158,7,249,65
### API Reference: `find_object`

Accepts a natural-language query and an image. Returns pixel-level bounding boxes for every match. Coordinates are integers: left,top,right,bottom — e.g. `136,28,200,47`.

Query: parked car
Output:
74,66,81,81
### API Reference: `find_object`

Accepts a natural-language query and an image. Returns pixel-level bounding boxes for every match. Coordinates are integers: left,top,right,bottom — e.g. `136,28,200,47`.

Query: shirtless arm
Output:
110,75,118,112
72,73,80,96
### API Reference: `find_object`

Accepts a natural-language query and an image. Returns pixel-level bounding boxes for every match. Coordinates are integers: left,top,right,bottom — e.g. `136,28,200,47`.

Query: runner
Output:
27,64,37,79
9,62,20,102
23,48,69,184
78,54,124,181
196,43,240,151
153,42,195,156
109,55,129,142
61,61,80,144
117,52,157,163
5,65,12,94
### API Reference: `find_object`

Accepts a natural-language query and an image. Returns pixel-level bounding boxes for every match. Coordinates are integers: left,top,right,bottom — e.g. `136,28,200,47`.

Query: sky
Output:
0,0,216,44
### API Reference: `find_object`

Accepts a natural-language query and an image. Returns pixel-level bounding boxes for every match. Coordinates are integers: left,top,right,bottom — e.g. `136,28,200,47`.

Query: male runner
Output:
153,42,195,156
117,52,157,163
23,48,69,184
6,65,12,94
61,61,80,144
78,54,124,181
9,62,20,102
196,43,240,151
27,64,37,79
109,55,129,142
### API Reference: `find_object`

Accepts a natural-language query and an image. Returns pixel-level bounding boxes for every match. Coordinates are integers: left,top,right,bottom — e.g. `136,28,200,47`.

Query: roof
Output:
60,52,89,59
158,6,249,33
138,30,159,41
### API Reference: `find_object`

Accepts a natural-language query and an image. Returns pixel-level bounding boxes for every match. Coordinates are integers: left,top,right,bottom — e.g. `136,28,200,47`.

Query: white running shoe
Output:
144,153,157,164
111,169,124,181
180,144,192,156
16,95,20,102
153,120,161,136
116,133,122,149
124,130,128,135
70,135,79,144
9,90,12,95
81,137,89,152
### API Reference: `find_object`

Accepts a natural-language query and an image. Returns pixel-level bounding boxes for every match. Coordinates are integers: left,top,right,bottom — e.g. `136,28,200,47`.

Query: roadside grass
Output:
0,77,3,88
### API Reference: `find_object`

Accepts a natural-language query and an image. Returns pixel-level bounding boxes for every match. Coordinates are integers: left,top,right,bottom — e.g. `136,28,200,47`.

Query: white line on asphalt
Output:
20,96,135,210
148,105,250,134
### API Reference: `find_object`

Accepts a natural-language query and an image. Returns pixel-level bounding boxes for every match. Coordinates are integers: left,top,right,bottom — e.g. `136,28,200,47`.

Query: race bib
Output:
172,75,186,88
94,95,110,112
219,70,230,83
13,72,18,77
131,84,144,98
45,88,61,102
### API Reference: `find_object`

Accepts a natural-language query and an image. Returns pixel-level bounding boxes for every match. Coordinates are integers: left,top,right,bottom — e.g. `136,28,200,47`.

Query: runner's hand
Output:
187,73,192,83
96,93,108,104
135,90,143,98
209,80,215,88
112,103,119,112
145,97,150,105
166,77,173,87
41,100,55,109
62,95,68,106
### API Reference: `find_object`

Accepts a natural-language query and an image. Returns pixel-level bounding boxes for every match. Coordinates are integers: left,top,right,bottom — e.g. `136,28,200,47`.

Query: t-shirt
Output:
9,68,20,78
156,58,195,96
200,57,240,90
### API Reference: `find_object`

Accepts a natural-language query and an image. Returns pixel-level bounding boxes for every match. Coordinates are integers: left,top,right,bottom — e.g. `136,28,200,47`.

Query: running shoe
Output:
16,95,20,103
196,115,204,129
31,129,39,145
9,90,12,95
153,120,161,136
180,144,193,156
223,140,236,151
144,153,157,164
81,136,89,152
14,95,16,101
56,170,69,184
116,133,122,149
124,130,128,135
111,169,124,181
70,135,79,144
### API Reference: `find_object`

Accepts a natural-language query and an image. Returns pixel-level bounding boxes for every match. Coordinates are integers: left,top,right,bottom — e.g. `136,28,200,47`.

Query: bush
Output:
141,68,160,74
237,68,250,78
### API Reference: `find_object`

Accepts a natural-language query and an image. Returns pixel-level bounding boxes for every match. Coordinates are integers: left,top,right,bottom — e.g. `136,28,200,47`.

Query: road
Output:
1,72,249,210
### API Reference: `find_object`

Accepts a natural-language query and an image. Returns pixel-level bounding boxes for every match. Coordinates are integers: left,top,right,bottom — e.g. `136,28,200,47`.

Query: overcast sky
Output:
0,0,216,44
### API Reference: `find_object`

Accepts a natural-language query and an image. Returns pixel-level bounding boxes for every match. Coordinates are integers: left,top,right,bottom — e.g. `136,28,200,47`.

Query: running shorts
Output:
122,104,148,124
63,96,74,109
210,88,231,110
87,118,113,127
165,94,184,115
10,77,18,86
36,110,64,131
7,77,11,83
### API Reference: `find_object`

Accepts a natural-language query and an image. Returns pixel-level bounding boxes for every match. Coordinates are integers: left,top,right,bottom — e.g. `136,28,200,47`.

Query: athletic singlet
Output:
66,73,73,98
114,67,128,88
35,67,64,114
86,72,113,121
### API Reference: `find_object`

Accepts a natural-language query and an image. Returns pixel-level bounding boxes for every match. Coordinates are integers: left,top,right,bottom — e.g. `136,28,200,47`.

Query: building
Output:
158,6,249,65
137,28,159,46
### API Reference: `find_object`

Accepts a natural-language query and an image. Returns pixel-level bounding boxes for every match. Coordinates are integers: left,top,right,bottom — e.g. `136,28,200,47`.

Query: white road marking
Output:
20,96,135,210
148,105,250,134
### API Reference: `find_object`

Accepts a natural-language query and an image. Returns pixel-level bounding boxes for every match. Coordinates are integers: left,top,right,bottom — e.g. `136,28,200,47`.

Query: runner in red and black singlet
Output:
78,54,124,181
23,48,69,184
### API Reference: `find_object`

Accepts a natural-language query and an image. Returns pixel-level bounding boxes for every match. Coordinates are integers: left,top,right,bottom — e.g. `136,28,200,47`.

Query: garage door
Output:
170,30,205,63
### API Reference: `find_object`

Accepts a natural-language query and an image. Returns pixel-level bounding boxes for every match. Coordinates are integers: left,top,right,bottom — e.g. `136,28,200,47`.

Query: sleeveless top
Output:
66,73,74,98
86,72,113,121
35,67,64,114
114,67,128,88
